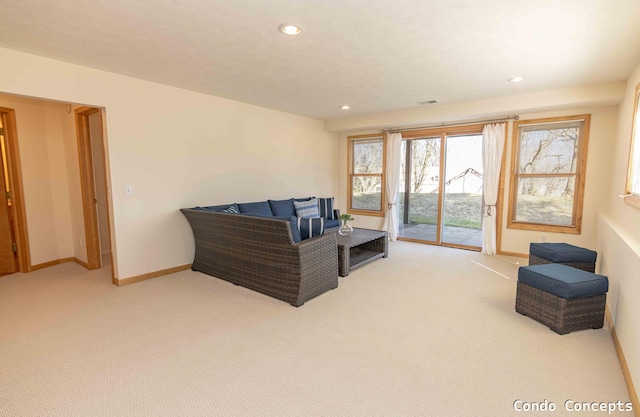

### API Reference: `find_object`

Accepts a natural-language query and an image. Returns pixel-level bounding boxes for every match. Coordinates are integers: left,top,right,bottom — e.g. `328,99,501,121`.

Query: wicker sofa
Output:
180,207,339,307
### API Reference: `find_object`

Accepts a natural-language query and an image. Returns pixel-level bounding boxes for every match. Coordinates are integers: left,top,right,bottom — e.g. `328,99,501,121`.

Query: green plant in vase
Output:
338,214,354,236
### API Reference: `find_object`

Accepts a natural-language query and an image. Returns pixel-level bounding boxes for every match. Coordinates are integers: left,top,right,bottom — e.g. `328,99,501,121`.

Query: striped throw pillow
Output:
293,198,320,218
317,197,335,220
223,205,239,213
297,217,325,240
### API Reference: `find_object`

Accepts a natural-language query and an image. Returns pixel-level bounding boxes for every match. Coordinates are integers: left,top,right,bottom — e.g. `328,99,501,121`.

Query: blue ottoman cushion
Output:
529,242,597,263
518,264,608,299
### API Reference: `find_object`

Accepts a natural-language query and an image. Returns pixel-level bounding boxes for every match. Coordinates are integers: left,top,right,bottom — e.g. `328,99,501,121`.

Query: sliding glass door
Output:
398,129,484,250
442,134,483,247
398,137,441,243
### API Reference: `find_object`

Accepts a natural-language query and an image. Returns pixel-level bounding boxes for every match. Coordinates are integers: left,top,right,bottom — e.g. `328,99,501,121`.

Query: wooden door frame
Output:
0,107,31,272
75,106,108,270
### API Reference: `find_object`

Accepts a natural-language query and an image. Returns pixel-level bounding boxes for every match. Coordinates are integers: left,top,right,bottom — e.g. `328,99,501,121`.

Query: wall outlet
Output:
541,235,547,242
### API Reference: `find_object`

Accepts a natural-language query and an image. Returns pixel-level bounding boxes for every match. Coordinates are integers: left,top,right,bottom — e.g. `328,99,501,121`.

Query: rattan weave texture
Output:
181,209,338,306
515,281,606,334
528,254,595,273
336,229,388,277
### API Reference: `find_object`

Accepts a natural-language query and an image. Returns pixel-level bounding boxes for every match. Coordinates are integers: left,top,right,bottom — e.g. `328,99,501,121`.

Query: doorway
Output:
398,126,484,250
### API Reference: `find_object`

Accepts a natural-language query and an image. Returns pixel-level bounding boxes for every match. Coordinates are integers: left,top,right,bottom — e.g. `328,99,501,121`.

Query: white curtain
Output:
383,132,403,240
481,123,505,255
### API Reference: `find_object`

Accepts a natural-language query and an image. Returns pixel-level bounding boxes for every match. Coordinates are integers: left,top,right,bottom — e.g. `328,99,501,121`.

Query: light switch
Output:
125,185,133,196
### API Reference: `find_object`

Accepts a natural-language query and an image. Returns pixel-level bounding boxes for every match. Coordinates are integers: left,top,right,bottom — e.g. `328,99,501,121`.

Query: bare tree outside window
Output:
409,139,440,193
350,137,384,213
509,116,590,233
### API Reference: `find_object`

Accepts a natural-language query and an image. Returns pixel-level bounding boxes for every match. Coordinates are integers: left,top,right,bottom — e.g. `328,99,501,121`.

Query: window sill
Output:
507,221,580,234
623,194,640,210
348,209,385,218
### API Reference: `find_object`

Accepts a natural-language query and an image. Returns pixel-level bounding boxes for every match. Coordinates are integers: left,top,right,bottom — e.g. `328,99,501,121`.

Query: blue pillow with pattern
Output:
317,197,335,220
194,203,239,213
297,217,325,240
223,205,239,213
293,198,320,218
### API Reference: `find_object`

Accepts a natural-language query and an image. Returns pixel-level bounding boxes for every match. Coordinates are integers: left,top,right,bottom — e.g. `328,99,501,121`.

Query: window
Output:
348,134,385,216
625,82,640,210
508,115,591,233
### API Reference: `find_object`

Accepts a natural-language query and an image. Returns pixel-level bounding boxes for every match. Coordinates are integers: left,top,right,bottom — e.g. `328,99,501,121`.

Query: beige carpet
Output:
0,242,632,416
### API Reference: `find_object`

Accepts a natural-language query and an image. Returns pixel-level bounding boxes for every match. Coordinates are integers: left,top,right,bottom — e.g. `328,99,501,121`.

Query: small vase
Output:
338,220,353,236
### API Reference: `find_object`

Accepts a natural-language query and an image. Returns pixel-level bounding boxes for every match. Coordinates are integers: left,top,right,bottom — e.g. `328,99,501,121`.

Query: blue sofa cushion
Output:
293,198,320,218
518,264,608,299
530,242,597,263
324,218,339,229
269,198,296,217
281,215,302,243
317,197,336,220
297,217,325,240
194,203,240,213
238,201,273,216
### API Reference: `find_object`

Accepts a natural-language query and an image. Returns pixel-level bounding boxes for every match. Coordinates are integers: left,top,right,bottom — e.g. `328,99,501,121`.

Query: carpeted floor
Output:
0,241,632,416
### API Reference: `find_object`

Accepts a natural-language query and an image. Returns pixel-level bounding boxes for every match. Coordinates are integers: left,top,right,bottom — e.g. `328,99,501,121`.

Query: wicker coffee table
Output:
335,228,388,277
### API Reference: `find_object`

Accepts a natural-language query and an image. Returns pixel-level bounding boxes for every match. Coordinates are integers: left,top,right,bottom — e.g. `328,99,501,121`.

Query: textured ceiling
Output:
1,0,640,120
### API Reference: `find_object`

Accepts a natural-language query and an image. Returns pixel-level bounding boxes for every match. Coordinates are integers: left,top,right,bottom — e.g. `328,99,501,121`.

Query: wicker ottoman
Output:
529,242,597,272
515,264,608,335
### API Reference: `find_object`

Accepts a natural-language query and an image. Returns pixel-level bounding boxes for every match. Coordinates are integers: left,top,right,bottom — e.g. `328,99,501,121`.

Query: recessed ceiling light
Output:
508,76,525,83
340,105,350,110
278,23,302,35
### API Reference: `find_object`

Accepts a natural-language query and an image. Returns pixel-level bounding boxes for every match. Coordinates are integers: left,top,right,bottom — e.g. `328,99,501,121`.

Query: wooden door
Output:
0,138,16,273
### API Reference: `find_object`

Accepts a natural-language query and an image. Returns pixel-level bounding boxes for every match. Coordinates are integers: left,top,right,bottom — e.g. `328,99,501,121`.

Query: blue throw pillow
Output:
238,201,273,216
287,216,302,243
268,198,296,217
297,217,325,240
193,203,239,213
293,198,320,218
223,205,239,214
317,197,335,220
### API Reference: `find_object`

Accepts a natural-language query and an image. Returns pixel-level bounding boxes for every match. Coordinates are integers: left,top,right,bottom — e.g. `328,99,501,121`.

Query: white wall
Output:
43,102,75,261
327,82,625,133
597,59,640,402
0,47,338,279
